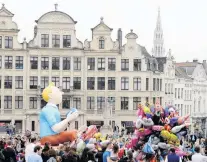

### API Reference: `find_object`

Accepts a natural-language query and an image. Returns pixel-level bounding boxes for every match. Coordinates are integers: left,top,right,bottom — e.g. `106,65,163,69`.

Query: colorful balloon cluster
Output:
130,100,190,161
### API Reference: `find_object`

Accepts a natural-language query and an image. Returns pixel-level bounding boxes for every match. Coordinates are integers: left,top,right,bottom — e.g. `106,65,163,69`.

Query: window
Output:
178,88,180,99
121,59,129,71
146,78,149,91
41,34,49,47
87,77,95,90
175,88,177,98
52,57,59,70
15,96,23,109
99,37,105,49
63,35,71,48
74,57,81,70
133,97,141,110
146,97,149,103
41,98,47,108
4,76,12,89
75,121,78,129
15,76,23,89
160,79,162,91
73,77,81,90
29,97,37,109
153,78,156,91
5,56,13,69
73,97,81,109
121,97,128,110
5,36,13,48
0,36,2,48
133,59,141,71
87,96,95,109
41,57,49,69
108,77,115,90
181,88,183,99
157,78,159,91
30,76,38,89
98,58,105,70
97,97,105,109
62,77,70,91
97,77,105,90
87,58,95,70
153,97,156,104
0,76,1,88
52,35,60,47
4,96,12,109
133,77,141,90
30,56,38,69
0,56,2,69
63,57,70,70
62,95,70,109
107,97,115,110
15,56,23,69
41,77,49,89
32,121,35,131
121,77,129,90
108,58,116,71
52,77,60,87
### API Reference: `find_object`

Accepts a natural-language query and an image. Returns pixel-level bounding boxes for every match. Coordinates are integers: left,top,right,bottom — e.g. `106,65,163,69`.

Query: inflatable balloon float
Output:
130,100,190,161
39,83,98,146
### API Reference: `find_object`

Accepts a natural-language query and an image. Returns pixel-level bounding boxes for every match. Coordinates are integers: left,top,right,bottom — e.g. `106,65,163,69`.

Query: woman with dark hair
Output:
80,147,90,162
47,149,57,162
62,146,79,162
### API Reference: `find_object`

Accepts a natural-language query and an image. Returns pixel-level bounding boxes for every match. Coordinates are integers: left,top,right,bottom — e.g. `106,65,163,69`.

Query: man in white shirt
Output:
192,146,207,162
25,137,37,162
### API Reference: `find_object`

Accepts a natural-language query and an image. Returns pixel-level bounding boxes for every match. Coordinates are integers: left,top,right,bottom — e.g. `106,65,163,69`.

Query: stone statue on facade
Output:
84,39,90,50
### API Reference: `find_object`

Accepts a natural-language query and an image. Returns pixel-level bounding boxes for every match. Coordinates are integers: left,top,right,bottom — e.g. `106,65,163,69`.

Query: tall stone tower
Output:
152,7,165,57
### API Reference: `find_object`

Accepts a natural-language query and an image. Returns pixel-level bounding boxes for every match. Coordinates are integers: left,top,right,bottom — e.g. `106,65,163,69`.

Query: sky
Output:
0,0,207,62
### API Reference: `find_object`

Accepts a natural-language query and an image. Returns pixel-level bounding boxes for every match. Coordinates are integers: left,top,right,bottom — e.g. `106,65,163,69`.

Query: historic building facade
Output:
0,4,167,133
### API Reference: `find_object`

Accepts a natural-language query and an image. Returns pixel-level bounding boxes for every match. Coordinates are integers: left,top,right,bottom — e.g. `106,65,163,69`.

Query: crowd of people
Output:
0,132,207,162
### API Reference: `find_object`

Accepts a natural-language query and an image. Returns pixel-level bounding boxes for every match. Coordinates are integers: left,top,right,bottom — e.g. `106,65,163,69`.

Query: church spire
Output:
152,7,165,57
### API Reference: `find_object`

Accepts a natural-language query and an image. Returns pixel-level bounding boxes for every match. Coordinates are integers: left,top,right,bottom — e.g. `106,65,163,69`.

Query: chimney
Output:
193,58,198,63
117,28,122,54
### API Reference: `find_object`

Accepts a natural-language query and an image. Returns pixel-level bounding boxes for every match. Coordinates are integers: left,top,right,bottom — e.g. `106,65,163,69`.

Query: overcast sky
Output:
1,0,207,62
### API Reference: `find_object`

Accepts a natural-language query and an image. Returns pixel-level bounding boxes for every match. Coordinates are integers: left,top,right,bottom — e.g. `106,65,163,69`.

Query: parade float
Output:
127,100,190,161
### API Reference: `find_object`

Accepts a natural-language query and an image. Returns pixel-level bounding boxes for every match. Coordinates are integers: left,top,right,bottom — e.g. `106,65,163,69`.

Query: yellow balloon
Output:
143,106,151,114
161,130,171,140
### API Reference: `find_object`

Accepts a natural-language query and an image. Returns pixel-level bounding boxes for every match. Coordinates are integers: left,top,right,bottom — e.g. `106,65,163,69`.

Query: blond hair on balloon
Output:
42,82,55,102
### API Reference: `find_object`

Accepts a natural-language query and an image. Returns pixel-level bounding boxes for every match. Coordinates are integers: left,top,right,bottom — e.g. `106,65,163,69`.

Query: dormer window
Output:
41,34,49,47
52,35,60,48
5,36,13,49
63,35,71,48
99,37,105,49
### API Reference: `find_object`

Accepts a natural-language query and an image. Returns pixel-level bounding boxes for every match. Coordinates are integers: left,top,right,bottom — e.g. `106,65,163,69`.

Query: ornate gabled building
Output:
0,4,169,134
175,60,207,136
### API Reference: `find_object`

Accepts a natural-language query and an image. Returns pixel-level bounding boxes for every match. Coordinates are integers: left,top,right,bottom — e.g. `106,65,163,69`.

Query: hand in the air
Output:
67,108,79,122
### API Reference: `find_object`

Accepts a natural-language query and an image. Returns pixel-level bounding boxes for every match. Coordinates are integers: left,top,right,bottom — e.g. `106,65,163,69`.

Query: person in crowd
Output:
110,143,119,162
80,147,90,162
192,146,207,162
57,144,64,157
47,149,57,162
62,146,79,162
25,137,37,162
167,148,181,162
2,140,17,162
41,147,49,162
27,145,42,162
103,141,112,162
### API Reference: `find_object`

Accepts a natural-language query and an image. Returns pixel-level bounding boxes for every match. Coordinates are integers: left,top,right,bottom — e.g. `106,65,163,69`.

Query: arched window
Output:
99,37,105,49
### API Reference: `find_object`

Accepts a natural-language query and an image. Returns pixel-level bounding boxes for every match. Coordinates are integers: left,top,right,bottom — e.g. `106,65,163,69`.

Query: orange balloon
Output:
164,125,171,131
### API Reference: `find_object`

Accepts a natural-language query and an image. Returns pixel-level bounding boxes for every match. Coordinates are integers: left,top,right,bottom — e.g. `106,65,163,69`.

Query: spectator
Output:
192,146,207,162
27,145,42,162
2,141,17,162
103,141,112,162
41,147,49,162
25,137,37,162
167,148,180,162
47,149,57,162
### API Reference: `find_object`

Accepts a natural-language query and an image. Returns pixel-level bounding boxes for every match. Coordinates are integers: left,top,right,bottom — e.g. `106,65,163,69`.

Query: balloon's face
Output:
49,86,63,104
